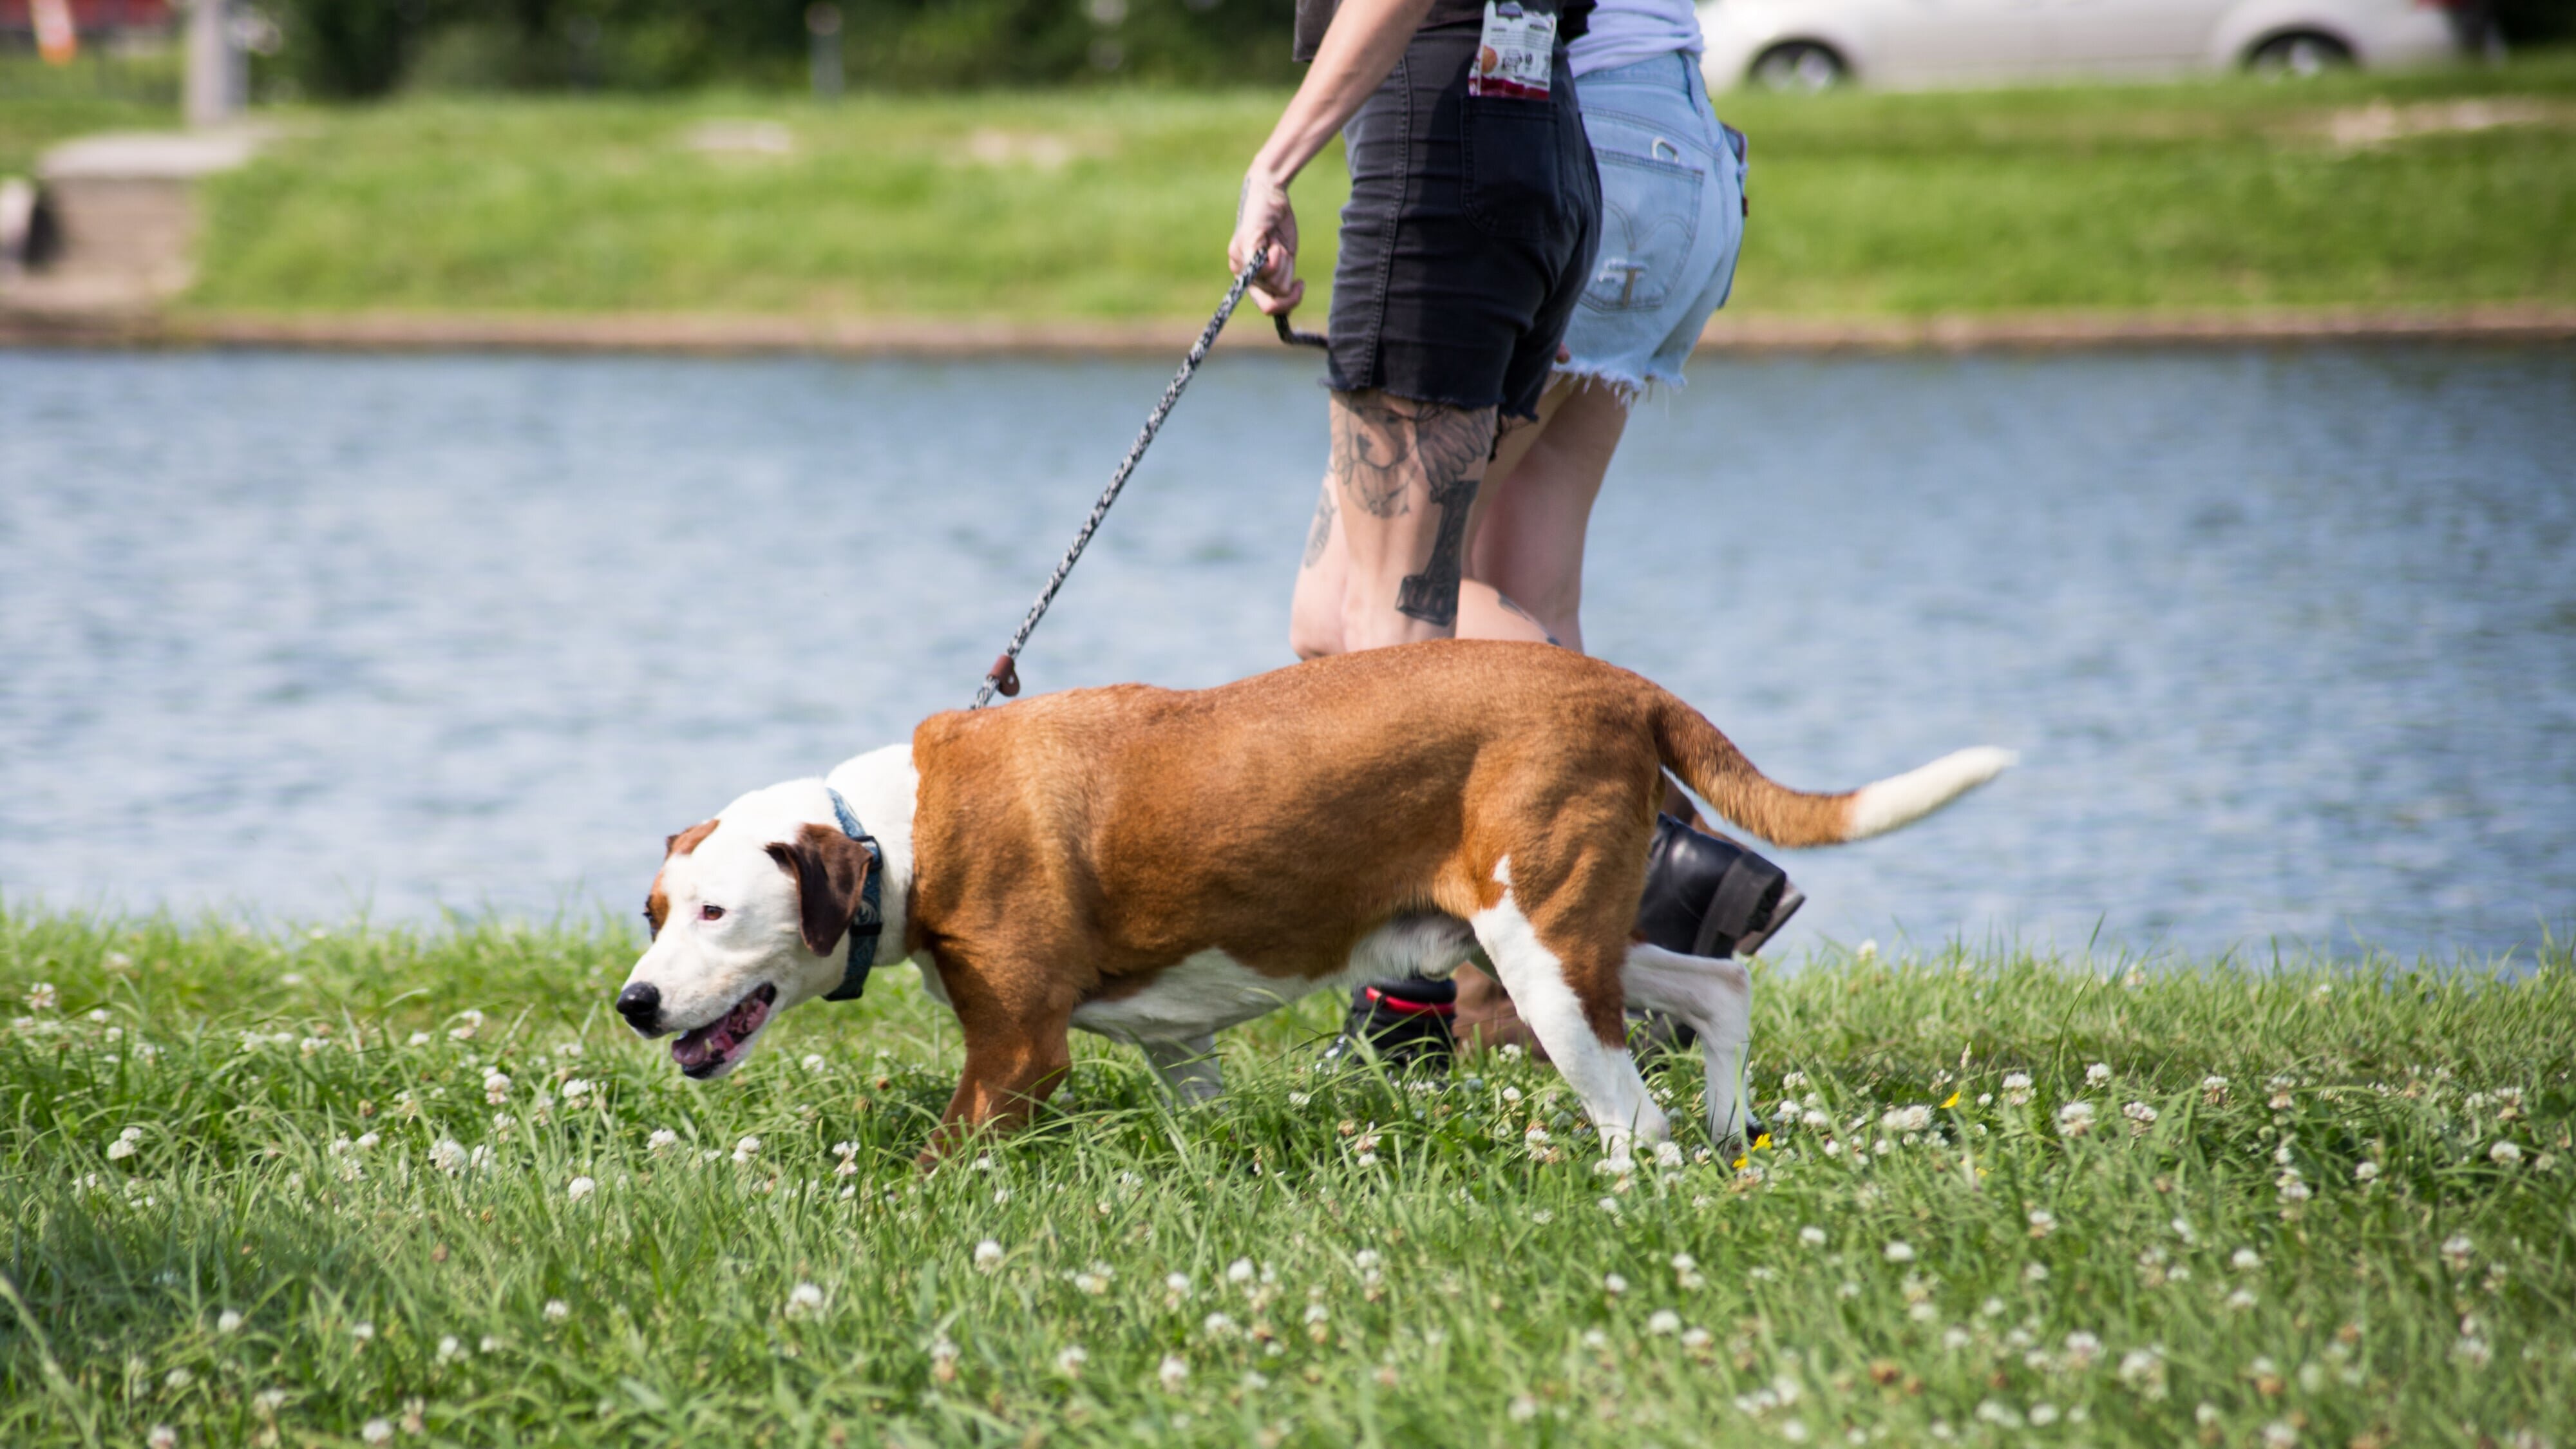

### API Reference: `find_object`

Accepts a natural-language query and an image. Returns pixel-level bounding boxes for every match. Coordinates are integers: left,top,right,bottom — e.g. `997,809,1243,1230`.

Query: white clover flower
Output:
2227,1289,2259,1312
2062,1331,2101,1368
2441,1235,2475,1271
1602,1272,1627,1295
481,1070,511,1104
1884,1240,1916,1264
1508,1394,1539,1423
1881,1104,1932,1133
2123,1101,2158,1131
165,1367,194,1390
2024,1262,2049,1283
437,1336,462,1363
2354,1160,2380,1182
2055,1101,2096,1138
1304,1303,1329,1325
2453,1334,2492,1368
1158,1354,1189,1392
647,1129,678,1153
1166,1271,1194,1299
107,1126,142,1161
974,1240,1004,1272
1502,1085,1524,1104
2027,1208,2057,1238
1655,1140,1685,1168
542,1300,569,1322
1582,1328,1611,1350
1681,1325,1714,1350
25,982,57,1012
2086,1063,2112,1086
2490,1141,2523,1166
478,1336,501,1354
1055,1345,1088,1377
1595,1154,1636,1177
2001,1072,2034,1105
1071,1264,1112,1295
566,1175,596,1203
2231,1247,2261,1271
785,1282,825,1320
2262,1419,2298,1448
146,1429,176,1449
561,1079,591,1103
1799,1225,1827,1247
802,1054,826,1072
217,1309,243,1334
1203,1312,1238,1339
429,1139,468,1175
732,1135,761,1165
407,1032,432,1047
1226,1258,1255,1285
1646,1309,1681,1336
1524,1124,1551,1148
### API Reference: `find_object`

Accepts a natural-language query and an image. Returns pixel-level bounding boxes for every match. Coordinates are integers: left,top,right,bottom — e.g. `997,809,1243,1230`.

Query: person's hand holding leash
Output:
1230,173,1302,316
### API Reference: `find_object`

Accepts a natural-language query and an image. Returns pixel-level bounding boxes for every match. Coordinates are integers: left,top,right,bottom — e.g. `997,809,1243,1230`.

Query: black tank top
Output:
1293,0,1593,64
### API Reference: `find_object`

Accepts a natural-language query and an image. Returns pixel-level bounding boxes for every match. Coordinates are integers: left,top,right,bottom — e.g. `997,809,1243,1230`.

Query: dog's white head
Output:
615,780,876,1080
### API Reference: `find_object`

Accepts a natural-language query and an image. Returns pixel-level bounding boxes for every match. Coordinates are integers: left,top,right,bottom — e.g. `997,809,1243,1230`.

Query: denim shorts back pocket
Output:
1580,140,1703,314
1462,95,1569,240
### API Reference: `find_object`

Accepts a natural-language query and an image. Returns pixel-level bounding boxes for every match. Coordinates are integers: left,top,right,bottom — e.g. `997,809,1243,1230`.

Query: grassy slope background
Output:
156,53,2576,320
3,909,2570,1447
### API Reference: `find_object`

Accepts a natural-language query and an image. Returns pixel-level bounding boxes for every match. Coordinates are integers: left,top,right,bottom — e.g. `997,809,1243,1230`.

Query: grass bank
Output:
153,52,2576,322
3,909,2571,1447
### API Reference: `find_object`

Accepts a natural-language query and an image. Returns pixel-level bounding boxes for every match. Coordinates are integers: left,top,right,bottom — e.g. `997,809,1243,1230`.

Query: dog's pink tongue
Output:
672,1027,731,1069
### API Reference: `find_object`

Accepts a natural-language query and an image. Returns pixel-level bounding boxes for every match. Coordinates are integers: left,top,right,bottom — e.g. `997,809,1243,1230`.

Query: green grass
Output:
4,908,2571,1448
0,53,178,180
158,52,2576,320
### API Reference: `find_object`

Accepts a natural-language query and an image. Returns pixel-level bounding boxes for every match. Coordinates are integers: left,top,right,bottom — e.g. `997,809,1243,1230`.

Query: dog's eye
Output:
699,904,726,922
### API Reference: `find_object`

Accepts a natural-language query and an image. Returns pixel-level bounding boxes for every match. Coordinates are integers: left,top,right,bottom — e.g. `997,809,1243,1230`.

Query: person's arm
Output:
1228,0,1438,316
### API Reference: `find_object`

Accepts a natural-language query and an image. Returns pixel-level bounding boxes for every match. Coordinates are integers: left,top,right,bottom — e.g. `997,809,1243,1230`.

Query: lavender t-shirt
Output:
1570,0,1703,75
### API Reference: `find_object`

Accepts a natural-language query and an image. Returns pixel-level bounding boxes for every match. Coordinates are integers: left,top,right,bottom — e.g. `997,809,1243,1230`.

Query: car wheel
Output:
1750,42,1848,93
2247,32,2354,79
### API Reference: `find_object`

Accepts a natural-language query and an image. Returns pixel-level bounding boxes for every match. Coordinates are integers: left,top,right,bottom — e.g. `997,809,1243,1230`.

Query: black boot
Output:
1634,814,1806,960
1318,978,1457,1072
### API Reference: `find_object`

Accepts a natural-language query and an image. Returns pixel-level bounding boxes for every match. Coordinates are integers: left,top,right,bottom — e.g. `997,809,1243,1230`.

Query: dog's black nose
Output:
615,982,662,1035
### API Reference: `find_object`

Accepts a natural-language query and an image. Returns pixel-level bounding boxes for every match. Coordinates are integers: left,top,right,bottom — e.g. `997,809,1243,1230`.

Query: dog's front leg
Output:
921,952,1077,1166
925,1025,1073,1166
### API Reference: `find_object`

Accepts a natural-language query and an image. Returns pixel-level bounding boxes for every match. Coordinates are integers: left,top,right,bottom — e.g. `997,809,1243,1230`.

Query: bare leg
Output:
1327,390,1499,651
1287,479,1347,659
1464,377,1630,653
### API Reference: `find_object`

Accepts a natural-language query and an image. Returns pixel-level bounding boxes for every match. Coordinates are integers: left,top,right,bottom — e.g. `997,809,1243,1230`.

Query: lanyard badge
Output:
1470,1,1557,99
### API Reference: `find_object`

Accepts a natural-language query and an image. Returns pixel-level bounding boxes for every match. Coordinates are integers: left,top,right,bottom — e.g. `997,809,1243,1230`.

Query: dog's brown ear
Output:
666,820,719,857
766,824,875,958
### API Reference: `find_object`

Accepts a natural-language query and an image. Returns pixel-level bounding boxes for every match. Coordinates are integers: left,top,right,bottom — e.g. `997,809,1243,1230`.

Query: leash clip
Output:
987,653,1021,698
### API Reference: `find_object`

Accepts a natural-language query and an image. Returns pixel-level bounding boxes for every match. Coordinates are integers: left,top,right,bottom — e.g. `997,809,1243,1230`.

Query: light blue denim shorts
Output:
1561,52,1747,394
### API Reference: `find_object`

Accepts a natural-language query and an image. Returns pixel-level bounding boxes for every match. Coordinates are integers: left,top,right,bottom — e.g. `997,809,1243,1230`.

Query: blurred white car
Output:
1696,0,2485,91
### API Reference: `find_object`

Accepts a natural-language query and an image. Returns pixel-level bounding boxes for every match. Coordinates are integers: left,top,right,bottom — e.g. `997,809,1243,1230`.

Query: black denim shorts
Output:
1327,23,1602,422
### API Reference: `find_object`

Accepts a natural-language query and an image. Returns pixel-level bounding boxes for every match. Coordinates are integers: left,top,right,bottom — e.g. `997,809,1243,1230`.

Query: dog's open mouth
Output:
672,983,777,1079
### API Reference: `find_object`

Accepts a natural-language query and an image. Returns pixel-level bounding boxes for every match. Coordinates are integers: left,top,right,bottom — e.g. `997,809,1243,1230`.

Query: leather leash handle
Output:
1274,312,1329,350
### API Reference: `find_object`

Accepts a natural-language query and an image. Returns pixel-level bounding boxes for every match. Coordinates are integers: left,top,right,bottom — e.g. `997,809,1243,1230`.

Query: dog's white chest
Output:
1068,913,1477,1046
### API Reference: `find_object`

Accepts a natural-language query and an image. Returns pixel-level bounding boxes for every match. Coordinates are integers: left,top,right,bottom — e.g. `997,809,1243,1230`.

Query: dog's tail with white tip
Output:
1651,695,2014,849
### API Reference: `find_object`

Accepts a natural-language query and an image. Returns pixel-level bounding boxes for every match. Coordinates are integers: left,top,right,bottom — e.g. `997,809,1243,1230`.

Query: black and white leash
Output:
971,249,1327,709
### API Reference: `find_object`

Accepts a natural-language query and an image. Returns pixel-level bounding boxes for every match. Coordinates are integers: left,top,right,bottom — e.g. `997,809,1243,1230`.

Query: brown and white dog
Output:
616,640,2011,1161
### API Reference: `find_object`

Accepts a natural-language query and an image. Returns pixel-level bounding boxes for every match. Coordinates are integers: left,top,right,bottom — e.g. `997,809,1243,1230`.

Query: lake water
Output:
3,345,2570,965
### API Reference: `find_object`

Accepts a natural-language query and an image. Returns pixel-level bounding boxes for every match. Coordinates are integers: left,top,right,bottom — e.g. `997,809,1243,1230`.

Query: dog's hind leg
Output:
1471,864,1668,1159
1142,1034,1224,1106
1620,944,1753,1150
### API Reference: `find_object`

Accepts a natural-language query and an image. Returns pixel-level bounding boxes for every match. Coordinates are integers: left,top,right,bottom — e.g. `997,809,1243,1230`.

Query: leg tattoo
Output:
1302,484,1336,568
1396,471,1479,627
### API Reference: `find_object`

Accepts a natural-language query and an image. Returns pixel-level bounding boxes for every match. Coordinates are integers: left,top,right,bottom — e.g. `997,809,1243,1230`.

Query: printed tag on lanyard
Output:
1470,1,1556,99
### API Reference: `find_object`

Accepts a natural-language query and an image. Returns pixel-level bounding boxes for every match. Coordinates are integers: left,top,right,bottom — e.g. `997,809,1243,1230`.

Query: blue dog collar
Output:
822,786,886,1002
